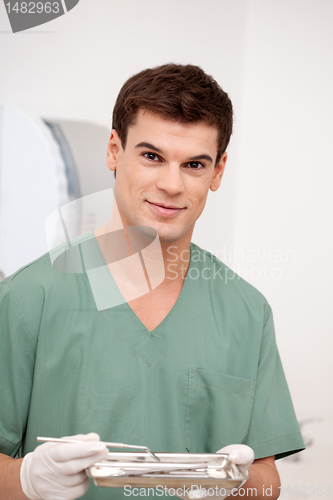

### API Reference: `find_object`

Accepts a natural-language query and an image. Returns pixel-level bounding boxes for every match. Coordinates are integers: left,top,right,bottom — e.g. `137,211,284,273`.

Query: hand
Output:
216,443,254,477
175,444,254,500
20,433,109,500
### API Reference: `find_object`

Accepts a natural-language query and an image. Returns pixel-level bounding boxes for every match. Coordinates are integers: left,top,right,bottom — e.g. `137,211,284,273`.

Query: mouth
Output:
146,201,185,217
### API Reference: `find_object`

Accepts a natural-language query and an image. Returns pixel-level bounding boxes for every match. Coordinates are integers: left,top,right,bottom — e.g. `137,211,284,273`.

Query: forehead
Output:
126,109,219,154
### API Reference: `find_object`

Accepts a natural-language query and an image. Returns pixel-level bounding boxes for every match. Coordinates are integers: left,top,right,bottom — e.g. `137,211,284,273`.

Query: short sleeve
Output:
0,280,38,457
245,305,305,460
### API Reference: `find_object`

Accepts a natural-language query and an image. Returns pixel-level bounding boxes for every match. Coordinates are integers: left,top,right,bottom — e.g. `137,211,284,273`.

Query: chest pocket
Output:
185,368,255,453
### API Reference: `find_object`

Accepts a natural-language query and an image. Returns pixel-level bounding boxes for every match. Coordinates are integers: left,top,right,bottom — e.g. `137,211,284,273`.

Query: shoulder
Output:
190,242,272,326
0,231,94,331
2,250,53,299
0,251,56,336
2,230,94,293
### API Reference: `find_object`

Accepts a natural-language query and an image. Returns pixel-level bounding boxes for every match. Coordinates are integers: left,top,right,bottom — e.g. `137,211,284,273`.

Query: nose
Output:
155,163,185,195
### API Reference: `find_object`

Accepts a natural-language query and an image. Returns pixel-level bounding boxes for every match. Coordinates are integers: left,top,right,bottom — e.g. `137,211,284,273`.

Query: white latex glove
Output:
174,444,254,500
20,433,109,500
216,444,254,478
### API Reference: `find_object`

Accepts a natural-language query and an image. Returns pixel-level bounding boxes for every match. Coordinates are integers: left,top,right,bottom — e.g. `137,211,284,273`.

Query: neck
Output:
159,240,191,286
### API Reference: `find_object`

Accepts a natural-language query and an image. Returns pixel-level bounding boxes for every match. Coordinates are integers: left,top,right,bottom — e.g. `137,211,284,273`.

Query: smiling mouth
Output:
147,201,184,210
146,201,185,216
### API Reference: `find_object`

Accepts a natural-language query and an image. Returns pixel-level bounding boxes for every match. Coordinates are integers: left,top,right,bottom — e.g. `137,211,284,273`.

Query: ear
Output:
106,129,123,172
210,152,227,192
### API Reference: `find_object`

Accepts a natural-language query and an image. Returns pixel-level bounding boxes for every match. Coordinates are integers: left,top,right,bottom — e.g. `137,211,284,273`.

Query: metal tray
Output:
89,452,247,489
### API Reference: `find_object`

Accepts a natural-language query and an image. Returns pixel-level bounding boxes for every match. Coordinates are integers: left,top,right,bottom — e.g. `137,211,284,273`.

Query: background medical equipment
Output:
0,104,114,279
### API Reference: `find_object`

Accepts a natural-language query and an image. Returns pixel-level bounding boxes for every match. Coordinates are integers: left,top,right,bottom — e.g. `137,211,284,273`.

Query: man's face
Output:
107,110,227,246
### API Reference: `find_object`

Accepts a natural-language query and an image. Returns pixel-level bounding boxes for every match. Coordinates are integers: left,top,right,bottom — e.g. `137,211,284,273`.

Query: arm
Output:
232,456,281,500
0,454,27,500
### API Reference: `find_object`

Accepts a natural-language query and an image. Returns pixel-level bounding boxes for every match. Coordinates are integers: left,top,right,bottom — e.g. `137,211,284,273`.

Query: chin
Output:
129,213,188,245
156,229,187,245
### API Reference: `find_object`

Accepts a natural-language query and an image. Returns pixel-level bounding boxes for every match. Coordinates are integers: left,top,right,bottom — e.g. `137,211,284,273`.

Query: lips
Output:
146,201,185,217
149,202,182,209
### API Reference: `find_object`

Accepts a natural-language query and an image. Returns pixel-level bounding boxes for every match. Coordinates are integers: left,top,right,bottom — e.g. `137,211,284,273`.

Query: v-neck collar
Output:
87,231,193,335
80,232,207,366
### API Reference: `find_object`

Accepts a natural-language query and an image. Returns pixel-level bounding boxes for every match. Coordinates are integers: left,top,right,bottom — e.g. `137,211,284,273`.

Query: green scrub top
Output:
0,232,305,500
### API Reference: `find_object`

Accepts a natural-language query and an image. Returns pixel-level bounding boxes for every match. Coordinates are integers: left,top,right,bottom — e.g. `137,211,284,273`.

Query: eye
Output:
187,161,204,170
143,152,160,161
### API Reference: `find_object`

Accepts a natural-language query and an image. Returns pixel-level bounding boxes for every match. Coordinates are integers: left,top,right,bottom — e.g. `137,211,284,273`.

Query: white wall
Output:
233,0,333,418
230,1,333,485
1,0,332,480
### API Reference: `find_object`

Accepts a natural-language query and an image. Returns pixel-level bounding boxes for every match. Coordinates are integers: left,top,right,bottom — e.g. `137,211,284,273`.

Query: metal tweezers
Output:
37,437,160,462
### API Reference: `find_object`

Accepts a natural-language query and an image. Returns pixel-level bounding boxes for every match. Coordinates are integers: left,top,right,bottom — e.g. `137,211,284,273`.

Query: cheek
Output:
190,186,209,208
192,196,209,220
115,176,147,206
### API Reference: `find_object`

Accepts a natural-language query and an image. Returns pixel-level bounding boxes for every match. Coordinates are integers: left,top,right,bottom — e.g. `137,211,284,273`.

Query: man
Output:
0,64,304,500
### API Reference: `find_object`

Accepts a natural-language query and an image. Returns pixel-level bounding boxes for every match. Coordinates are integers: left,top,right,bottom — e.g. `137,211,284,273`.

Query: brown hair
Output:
112,64,233,176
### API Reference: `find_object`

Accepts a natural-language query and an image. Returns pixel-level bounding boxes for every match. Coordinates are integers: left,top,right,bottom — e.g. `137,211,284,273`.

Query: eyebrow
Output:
135,142,213,164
